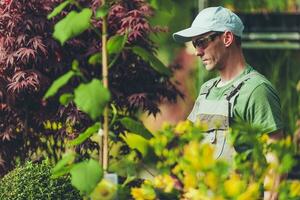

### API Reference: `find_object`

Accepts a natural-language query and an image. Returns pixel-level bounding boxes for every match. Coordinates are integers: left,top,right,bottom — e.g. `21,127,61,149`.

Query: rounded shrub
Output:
0,161,81,200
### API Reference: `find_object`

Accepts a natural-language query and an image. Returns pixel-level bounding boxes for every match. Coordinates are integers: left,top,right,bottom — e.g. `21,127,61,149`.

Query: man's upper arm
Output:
245,83,284,134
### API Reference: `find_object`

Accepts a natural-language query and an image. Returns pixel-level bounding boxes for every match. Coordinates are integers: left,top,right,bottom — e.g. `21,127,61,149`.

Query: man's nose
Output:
195,47,205,57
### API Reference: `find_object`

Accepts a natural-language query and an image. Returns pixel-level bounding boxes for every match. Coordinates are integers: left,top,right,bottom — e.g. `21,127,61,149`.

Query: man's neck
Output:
219,49,246,82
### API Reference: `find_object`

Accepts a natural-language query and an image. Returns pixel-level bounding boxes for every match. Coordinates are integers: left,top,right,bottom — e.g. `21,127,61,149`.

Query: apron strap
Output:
225,71,260,117
187,78,220,122
199,78,220,98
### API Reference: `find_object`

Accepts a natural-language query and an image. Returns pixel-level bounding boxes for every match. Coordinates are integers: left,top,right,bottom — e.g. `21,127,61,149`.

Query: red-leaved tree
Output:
0,0,182,176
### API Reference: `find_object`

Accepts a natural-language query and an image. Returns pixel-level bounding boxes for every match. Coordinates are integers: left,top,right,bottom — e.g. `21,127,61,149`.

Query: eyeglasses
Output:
192,32,223,49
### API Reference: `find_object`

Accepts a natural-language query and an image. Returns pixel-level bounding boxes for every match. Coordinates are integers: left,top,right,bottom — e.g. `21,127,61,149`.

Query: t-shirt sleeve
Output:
244,83,284,133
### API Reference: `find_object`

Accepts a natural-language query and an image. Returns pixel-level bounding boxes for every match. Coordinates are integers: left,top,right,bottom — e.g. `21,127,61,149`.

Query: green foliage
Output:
0,161,80,200
109,152,139,179
209,0,291,12
120,117,153,139
129,121,299,200
59,93,74,106
70,159,103,195
279,180,300,200
148,0,195,64
52,154,104,197
107,34,128,68
280,154,295,173
149,0,174,12
45,1,193,198
88,53,102,65
68,122,101,146
47,0,72,19
53,8,92,45
121,132,150,157
52,152,76,178
107,34,127,54
95,4,109,19
74,79,110,120
44,71,76,99
90,179,118,200
132,46,172,76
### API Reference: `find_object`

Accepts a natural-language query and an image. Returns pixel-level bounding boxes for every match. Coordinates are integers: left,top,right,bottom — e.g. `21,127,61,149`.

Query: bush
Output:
0,161,81,200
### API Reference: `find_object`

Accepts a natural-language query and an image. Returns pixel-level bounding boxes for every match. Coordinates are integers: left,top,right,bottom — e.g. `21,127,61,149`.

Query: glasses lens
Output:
192,32,221,48
192,39,203,48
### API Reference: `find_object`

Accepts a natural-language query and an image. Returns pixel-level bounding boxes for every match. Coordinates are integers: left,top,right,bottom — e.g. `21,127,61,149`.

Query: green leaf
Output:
132,46,171,76
121,176,136,187
70,159,103,195
120,117,153,139
95,4,109,19
88,53,102,65
59,93,74,106
109,156,138,178
51,165,73,179
51,152,76,178
47,0,71,19
279,154,295,173
74,79,110,120
68,122,101,146
53,8,92,45
72,59,80,71
150,0,173,12
89,179,117,200
44,71,75,99
109,104,117,127
107,34,127,54
121,133,149,157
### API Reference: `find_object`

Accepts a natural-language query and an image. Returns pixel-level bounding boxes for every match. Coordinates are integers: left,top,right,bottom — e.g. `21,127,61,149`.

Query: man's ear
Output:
223,31,234,47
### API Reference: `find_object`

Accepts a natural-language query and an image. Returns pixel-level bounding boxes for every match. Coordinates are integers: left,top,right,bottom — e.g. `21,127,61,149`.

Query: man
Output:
173,6,283,161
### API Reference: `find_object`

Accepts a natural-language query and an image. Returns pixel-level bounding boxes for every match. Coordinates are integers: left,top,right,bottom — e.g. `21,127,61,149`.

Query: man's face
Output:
192,32,226,71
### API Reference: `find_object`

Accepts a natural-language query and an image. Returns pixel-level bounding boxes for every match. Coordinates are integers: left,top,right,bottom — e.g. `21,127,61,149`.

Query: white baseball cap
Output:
173,6,244,42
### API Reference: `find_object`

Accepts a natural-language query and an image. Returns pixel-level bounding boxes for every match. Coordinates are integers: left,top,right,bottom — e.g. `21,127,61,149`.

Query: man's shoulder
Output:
237,70,280,110
234,70,283,133
239,69,275,93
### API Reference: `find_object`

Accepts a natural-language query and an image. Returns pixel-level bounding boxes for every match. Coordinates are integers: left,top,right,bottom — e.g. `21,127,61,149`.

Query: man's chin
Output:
204,64,214,71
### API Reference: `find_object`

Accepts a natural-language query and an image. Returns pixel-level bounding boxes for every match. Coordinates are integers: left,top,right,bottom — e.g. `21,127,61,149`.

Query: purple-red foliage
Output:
0,0,182,176
0,0,65,176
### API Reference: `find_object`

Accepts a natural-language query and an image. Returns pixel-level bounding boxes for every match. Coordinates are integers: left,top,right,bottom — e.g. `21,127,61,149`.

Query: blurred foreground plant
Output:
124,120,300,200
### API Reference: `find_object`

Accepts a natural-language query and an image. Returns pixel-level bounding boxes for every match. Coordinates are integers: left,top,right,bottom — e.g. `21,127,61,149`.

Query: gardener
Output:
173,6,283,161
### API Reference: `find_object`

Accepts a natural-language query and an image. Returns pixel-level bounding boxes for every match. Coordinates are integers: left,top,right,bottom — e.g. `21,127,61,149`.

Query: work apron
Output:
188,72,258,161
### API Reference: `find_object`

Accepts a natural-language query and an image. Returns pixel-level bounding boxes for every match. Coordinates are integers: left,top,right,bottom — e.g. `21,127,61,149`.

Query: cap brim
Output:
173,27,211,43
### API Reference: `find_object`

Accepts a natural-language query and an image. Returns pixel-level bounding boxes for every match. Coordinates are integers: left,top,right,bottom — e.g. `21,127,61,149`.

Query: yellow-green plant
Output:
124,120,300,200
